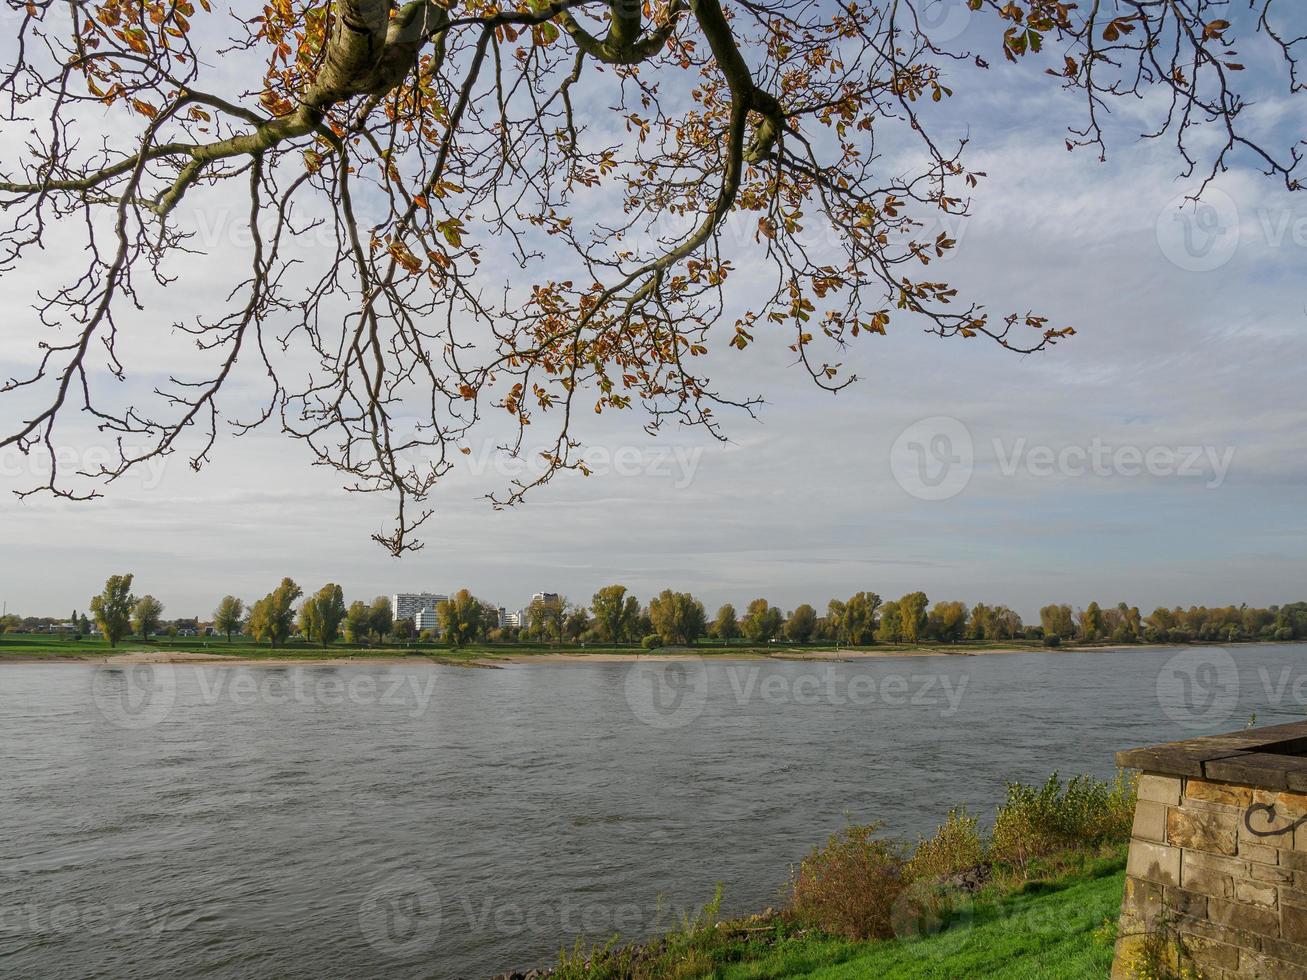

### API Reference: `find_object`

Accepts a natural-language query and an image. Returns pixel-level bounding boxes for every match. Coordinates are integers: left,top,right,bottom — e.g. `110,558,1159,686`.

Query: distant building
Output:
531,592,559,605
414,607,442,633
393,593,448,623
504,609,525,629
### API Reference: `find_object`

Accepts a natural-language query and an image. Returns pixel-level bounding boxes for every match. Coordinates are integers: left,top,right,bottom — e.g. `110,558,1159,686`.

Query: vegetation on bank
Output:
539,772,1136,980
8,573,1307,653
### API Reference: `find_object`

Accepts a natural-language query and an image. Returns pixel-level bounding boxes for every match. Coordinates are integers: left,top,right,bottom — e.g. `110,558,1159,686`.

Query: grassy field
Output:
552,854,1125,980
718,860,1123,979
0,633,1059,661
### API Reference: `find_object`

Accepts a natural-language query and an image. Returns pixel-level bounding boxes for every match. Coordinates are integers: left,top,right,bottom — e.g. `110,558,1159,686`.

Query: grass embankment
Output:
715,857,1123,979
0,633,1110,662
544,774,1137,980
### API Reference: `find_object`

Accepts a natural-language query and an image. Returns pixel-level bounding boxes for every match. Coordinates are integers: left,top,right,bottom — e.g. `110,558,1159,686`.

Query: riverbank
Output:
0,638,1200,667
494,857,1126,980
489,765,1138,980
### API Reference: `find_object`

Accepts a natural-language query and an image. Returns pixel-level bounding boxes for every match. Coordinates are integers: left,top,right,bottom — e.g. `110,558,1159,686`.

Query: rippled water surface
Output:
3,643,1306,978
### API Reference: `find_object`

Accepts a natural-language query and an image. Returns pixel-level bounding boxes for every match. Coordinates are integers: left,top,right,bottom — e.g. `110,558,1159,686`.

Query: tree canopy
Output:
0,1,1299,551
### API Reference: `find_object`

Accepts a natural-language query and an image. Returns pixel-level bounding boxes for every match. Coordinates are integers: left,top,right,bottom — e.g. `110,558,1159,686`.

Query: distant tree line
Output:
4,578,1307,651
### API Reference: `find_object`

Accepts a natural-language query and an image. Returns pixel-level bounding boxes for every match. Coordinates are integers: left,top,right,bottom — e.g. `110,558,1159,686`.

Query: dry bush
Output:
788,823,907,940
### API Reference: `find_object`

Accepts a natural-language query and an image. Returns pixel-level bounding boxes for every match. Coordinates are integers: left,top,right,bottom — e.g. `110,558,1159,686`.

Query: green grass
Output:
717,858,1123,979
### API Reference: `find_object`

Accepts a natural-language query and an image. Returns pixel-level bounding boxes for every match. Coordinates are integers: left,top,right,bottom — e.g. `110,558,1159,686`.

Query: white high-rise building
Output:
415,607,442,632
531,592,559,605
392,593,448,623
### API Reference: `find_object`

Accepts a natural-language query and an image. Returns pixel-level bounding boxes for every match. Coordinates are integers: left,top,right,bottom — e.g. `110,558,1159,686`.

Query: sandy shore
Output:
0,643,1178,667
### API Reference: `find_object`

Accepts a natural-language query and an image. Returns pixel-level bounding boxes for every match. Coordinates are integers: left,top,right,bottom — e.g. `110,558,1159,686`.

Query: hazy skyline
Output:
3,8,1305,620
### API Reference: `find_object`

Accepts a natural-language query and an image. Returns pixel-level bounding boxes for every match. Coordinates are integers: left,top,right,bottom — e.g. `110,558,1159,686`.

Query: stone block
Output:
1188,779,1254,808
1170,807,1239,856
1284,903,1307,946
1234,878,1278,909
1139,773,1183,806
1128,839,1181,886
1132,800,1168,843
1209,896,1280,936
1240,948,1307,980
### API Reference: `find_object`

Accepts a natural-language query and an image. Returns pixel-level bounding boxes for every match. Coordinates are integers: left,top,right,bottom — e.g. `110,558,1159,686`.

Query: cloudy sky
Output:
2,2,1305,621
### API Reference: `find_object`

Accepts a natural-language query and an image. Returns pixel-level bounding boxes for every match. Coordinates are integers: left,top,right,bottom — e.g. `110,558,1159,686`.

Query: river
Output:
2,643,1304,977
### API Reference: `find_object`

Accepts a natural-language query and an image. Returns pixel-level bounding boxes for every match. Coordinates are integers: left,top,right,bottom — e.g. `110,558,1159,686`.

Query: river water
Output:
2,643,1305,978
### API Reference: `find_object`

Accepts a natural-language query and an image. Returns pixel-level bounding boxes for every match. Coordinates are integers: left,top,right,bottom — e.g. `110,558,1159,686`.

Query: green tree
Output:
368,596,393,642
131,595,165,640
344,601,372,644
1079,601,1103,641
249,578,302,647
742,598,784,643
213,596,245,641
438,590,483,648
785,604,817,643
298,594,320,643
564,606,591,642
527,595,568,644
839,592,882,645
898,592,929,644
393,618,415,641
647,590,707,646
712,603,740,641
1040,604,1075,640
591,585,638,642
926,601,968,643
90,574,136,648
312,584,346,647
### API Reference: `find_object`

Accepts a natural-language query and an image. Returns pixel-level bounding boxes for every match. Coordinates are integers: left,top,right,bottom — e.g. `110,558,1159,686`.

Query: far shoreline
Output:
0,640,1245,668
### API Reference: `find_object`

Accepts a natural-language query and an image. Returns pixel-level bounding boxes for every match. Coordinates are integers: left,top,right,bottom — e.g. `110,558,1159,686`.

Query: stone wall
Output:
1113,771,1307,979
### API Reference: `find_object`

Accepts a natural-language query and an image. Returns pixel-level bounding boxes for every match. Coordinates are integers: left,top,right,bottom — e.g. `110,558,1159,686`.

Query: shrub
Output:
989,771,1137,871
907,808,983,882
1042,634,1061,648
641,634,663,650
1276,627,1294,641
788,823,906,940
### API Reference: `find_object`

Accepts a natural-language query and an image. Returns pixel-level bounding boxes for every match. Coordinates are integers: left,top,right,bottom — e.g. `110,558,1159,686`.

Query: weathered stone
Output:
1132,800,1168,843
1179,915,1263,953
1234,879,1278,909
1128,839,1181,886
1164,885,1209,918
1260,933,1307,965
1170,807,1239,856
1139,773,1184,806
1281,887,1307,911
1282,904,1307,946
1184,935,1240,972
1184,859,1235,900
1251,863,1294,885
1239,948,1307,980
1186,850,1250,878
1189,779,1255,808
1209,896,1281,936
1237,839,1281,867
1120,875,1163,932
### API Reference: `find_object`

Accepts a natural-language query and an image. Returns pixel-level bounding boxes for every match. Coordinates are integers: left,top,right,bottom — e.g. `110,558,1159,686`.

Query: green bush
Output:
641,634,663,650
989,771,1137,871
1043,634,1061,648
788,823,906,940
907,808,984,882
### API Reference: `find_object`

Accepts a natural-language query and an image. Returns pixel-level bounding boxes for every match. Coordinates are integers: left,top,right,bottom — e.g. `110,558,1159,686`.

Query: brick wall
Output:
1113,772,1307,978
